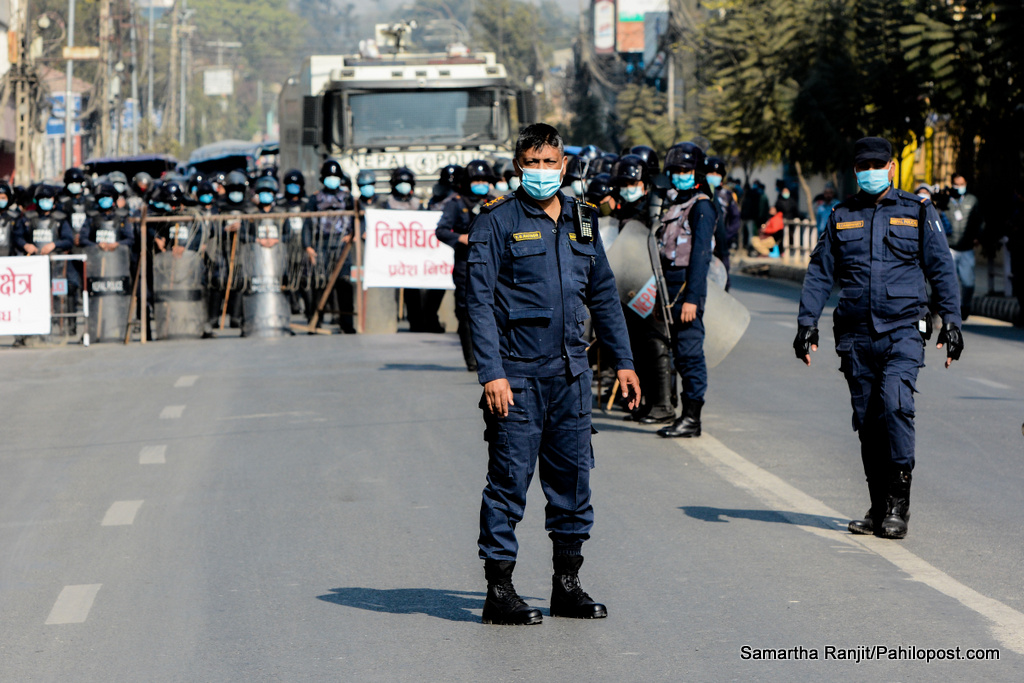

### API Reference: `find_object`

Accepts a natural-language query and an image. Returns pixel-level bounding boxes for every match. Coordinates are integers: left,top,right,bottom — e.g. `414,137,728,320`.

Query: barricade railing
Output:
126,208,364,342
48,253,90,346
782,218,818,265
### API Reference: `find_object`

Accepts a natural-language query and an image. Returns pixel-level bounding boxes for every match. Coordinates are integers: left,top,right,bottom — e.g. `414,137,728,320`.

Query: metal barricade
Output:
783,218,818,265
47,253,90,346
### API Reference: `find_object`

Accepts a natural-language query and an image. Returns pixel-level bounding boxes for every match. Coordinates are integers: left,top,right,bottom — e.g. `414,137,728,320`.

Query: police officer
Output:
60,167,91,239
610,154,652,226
561,155,586,197
0,181,19,256
466,123,640,625
703,156,742,289
303,159,356,332
429,164,463,210
656,142,717,438
945,172,983,319
795,136,963,539
435,160,496,371
355,169,383,210
279,170,309,315
79,183,134,252
15,185,77,335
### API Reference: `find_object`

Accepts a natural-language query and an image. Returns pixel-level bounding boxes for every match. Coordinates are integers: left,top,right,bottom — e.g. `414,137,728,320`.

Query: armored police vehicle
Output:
278,23,527,195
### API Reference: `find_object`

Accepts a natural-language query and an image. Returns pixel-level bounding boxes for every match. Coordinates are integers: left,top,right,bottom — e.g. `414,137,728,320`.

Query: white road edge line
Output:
101,500,144,526
45,584,102,625
160,405,185,419
966,376,1012,391
139,445,167,465
678,433,1024,656
174,375,199,388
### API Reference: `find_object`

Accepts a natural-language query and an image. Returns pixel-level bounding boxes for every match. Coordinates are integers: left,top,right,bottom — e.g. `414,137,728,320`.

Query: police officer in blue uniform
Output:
656,142,717,438
795,137,964,539
467,124,640,625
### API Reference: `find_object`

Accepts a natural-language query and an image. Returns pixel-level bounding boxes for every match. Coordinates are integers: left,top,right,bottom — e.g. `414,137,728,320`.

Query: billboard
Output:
46,93,82,136
593,0,616,55
204,68,234,97
616,0,667,54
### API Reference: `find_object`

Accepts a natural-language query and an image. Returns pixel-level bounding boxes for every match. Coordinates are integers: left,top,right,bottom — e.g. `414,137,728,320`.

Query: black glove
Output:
937,323,963,361
793,325,819,360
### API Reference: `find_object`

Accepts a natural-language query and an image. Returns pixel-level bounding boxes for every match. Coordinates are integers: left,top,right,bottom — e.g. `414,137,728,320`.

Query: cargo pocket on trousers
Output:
898,373,917,418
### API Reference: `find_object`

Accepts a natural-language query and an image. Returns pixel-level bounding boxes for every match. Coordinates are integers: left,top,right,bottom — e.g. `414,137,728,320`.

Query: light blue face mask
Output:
113,182,126,194
0,197,9,209
360,185,375,198
98,196,114,210
38,198,55,212
471,182,490,196
394,182,412,196
199,194,214,205
519,167,562,201
228,191,245,203
286,183,301,196
856,168,891,195
672,172,695,191
258,191,275,205
620,185,644,204
67,183,82,195
495,181,509,193
323,176,342,190
955,185,967,196
508,176,521,192
706,174,723,189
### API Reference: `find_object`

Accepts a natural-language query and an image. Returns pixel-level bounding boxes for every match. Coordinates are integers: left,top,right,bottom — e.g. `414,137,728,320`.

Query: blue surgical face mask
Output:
518,166,562,201
672,172,695,191
199,194,214,205
228,191,245,204
394,182,412,196
620,185,644,204
38,198,55,212
496,181,509,193
471,182,489,196
856,167,891,195
0,197,8,209
286,183,301,196
360,185,375,198
113,182,126,194
323,176,342,190
258,191,275,205
706,174,723,189
98,196,114,210
67,183,82,195
955,185,967,196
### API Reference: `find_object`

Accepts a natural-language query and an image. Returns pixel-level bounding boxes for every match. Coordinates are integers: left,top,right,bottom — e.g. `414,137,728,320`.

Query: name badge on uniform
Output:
288,217,303,232
171,225,190,241
33,228,53,244
257,220,280,240
512,231,542,241
96,229,118,244
890,217,918,227
836,220,864,230
71,213,87,230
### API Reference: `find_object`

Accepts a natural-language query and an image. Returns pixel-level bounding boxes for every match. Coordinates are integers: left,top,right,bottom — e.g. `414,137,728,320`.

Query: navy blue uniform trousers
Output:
663,266,707,401
835,325,923,475
478,370,595,561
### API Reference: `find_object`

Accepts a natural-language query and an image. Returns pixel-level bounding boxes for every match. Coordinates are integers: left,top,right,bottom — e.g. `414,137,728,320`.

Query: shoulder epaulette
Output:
480,193,514,213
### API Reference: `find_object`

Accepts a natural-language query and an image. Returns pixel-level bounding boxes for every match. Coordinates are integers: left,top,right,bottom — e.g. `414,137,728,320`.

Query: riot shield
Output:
153,250,206,339
597,216,619,249
85,245,131,342
241,242,292,337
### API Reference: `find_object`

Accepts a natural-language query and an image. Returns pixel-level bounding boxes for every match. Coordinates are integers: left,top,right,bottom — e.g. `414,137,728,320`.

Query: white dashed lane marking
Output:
101,500,144,526
967,376,1012,391
139,445,167,465
45,584,102,625
159,405,185,419
174,375,199,388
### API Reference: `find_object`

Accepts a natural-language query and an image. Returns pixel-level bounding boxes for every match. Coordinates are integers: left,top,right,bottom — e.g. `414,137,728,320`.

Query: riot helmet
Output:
611,154,650,187
35,183,61,213
132,171,153,195
64,167,87,195
564,156,585,183
438,164,465,191
93,182,118,211
161,180,187,208
701,155,727,190
390,167,415,196
108,171,129,196
664,142,705,172
578,145,603,164
464,160,495,197
196,180,217,206
0,181,14,210
225,170,249,205
283,169,306,198
187,171,206,196
356,169,376,199
629,146,661,178
253,176,279,206
320,159,346,191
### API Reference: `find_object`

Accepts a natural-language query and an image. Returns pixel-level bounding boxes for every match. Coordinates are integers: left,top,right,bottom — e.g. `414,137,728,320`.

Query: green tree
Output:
615,83,690,157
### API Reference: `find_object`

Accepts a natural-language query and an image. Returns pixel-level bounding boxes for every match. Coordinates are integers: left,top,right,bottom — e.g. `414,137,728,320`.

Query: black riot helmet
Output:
196,180,217,204
464,160,495,184
664,142,705,172
591,153,619,177
132,172,152,196
64,167,87,185
225,170,249,192
187,171,206,195
629,146,661,177
437,164,465,191
35,183,61,200
610,154,650,187
107,171,129,196
492,157,514,182
390,166,415,189
253,175,279,194
564,156,586,184
161,180,187,207
584,173,614,204
578,145,603,164
283,169,305,197
356,169,376,188
319,159,343,180
0,180,13,203
259,166,279,181
93,182,118,200
702,155,726,177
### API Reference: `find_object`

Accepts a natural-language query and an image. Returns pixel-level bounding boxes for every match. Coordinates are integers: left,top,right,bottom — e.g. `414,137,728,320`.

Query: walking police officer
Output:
656,142,717,438
467,123,640,625
795,137,963,539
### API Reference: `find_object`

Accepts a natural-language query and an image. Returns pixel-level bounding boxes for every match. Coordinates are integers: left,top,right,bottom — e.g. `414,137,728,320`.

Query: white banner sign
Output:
0,256,52,335
363,209,454,289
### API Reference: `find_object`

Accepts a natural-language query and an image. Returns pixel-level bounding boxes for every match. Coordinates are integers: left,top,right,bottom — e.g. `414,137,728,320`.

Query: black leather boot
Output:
657,397,703,438
550,554,607,619
848,478,887,535
481,560,542,625
880,468,912,539
640,342,676,424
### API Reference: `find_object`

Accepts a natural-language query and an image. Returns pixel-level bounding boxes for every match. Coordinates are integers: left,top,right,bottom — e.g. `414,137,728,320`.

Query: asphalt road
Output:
1,274,1023,682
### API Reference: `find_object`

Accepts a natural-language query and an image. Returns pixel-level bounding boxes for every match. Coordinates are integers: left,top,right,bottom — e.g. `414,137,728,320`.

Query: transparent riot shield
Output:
85,245,131,342
241,241,292,337
152,250,206,339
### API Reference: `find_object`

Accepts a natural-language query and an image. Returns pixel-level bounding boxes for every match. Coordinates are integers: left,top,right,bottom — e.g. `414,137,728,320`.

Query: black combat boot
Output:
481,560,542,625
879,468,912,539
848,479,887,535
640,343,676,424
550,554,607,619
657,397,703,438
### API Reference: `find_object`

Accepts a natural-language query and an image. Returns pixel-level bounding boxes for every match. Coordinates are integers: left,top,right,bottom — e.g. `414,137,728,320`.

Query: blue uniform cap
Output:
853,137,892,166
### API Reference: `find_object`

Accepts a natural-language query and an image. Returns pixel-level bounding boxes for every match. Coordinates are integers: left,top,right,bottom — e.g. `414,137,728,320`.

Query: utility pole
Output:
130,3,141,155
10,0,37,185
99,0,112,157
167,1,179,143
178,0,188,148
147,0,155,146
65,0,77,169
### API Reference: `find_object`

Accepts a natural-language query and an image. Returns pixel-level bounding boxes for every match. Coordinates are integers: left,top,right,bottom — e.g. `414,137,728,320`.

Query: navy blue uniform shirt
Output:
798,187,961,333
466,189,634,385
